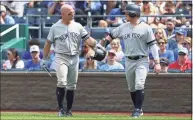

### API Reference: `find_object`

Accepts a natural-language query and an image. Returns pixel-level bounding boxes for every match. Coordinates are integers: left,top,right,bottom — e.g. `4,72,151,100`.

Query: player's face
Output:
125,12,131,22
67,8,75,20
125,12,138,22
62,7,75,21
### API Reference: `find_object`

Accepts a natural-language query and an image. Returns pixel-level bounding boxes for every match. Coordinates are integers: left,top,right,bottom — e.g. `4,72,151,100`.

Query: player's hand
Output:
40,59,49,69
154,63,161,74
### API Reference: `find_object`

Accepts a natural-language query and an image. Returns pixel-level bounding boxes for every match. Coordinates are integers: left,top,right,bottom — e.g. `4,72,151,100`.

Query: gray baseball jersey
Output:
47,19,89,56
47,20,89,90
111,22,155,57
110,21,155,92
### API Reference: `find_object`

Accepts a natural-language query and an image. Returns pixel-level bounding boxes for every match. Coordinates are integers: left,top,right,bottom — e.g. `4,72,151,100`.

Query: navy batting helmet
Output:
92,44,106,61
124,4,140,17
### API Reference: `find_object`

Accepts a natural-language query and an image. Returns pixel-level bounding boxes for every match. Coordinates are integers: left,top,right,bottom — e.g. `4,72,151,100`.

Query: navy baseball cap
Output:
176,29,186,36
160,58,169,66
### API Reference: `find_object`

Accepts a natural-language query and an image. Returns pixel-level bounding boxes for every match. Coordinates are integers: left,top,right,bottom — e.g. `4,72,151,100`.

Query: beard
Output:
167,28,173,32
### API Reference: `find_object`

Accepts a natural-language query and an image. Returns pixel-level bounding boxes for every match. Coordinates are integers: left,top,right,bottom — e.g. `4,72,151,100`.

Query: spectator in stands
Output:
168,47,192,72
22,39,43,60
132,0,143,8
157,38,174,63
48,1,87,25
0,5,15,24
154,1,166,15
2,48,24,70
182,37,192,60
99,49,124,71
163,1,176,15
103,1,117,15
106,0,128,27
1,1,26,17
83,51,98,70
84,0,102,15
160,58,169,73
25,45,41,70
165,18,176,38
150,17,166,29
141,1,157,24
107,38,124,62
48,1,75,15
98,20,108,27
175,1,190,15
154,28,167,42
74,1,87,26
149,38,174,64
167,28,186,60
27,1,49,8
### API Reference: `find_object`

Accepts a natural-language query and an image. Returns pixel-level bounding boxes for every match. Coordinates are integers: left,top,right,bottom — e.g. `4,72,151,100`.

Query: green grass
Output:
1,112,191,120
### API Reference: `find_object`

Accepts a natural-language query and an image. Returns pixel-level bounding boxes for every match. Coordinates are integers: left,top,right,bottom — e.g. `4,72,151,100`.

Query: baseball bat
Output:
42,64,52,77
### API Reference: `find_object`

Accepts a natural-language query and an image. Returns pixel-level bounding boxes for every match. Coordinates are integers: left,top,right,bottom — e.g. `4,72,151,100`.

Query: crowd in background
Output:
0,0,192,73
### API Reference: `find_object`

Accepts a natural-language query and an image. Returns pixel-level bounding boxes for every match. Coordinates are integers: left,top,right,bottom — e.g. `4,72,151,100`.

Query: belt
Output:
127,55,146,60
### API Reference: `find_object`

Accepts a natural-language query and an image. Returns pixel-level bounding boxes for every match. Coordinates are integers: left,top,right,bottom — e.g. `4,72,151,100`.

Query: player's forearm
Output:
150,44,160,64
101,36,112,47
85,37,97,49
43,40,51,59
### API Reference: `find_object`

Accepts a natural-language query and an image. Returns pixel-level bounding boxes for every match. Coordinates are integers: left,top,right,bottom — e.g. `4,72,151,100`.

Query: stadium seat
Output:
39,38,46,49
13,16,27,24
82,69,105,72
90,28,107,41
148,69,154,73
108,69,125,72
184,69,192,73
27,15,41,26
167,69,182,73
43,16,60,27
3,68,27,71
42,28,50,38
26,8,48,15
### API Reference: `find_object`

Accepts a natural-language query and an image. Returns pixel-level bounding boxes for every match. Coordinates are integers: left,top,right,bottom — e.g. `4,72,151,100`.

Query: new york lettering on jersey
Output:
111,22,152,56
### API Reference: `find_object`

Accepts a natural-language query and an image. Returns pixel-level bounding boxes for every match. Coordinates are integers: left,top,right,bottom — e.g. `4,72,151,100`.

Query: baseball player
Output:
41,4,106,117
101,4,161,118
